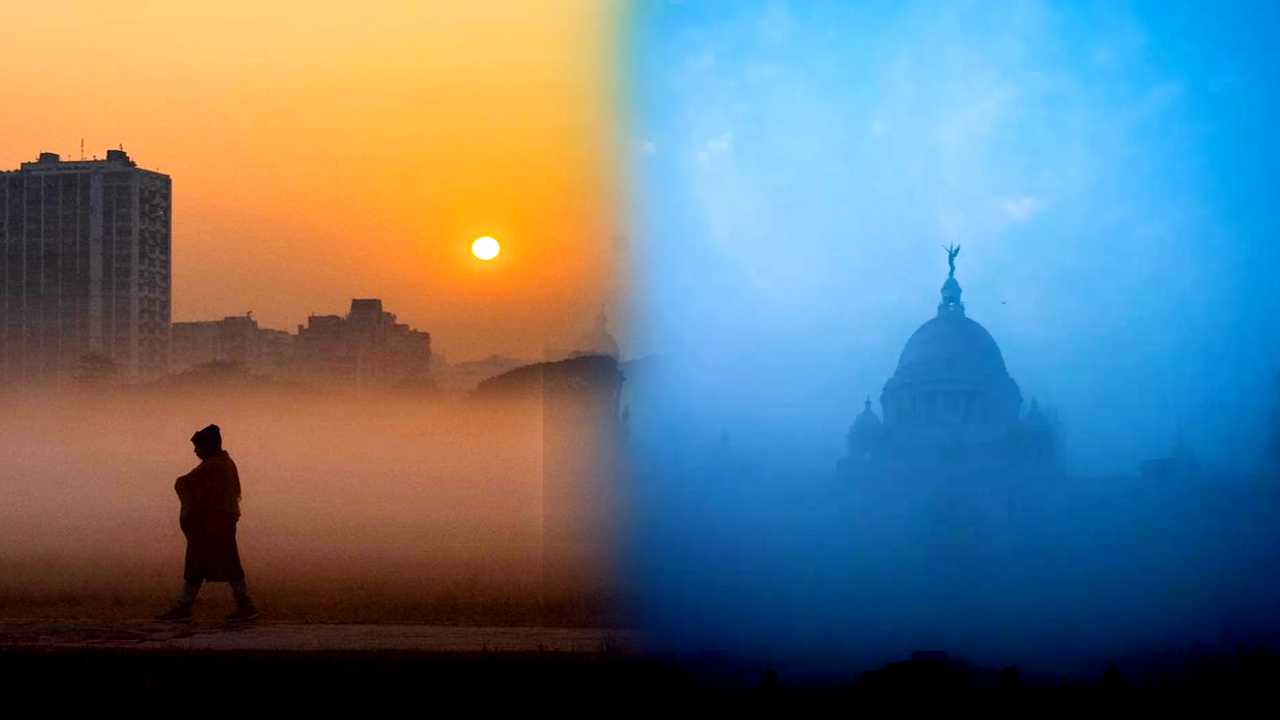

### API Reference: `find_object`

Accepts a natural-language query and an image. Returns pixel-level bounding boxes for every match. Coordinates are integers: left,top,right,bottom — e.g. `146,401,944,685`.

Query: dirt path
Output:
0,620,638,654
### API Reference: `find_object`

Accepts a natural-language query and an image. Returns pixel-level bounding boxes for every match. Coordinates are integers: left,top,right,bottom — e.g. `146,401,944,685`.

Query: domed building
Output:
845,396,884,464
841,247,1055,478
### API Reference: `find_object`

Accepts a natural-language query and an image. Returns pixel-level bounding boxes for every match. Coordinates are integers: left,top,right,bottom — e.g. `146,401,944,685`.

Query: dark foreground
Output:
4,622,1280,703
0,622,674,703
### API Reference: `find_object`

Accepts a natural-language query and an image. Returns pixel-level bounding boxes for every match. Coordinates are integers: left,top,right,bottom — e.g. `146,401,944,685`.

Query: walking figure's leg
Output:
225,579,259,623
155,580,201,622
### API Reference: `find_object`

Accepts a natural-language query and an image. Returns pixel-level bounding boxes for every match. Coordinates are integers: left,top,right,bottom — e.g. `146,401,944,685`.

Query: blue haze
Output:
619,0,1280,676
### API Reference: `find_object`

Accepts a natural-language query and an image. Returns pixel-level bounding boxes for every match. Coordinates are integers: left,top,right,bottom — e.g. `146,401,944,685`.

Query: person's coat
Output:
174,450,244,582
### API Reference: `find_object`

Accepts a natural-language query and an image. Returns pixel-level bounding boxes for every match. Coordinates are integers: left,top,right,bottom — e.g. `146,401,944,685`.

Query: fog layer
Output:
0,388,572,623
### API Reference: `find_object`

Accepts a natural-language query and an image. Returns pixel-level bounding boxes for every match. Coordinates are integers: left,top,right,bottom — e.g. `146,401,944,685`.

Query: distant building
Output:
546,310,621,362
174,300,430,388
473,354,624,592
171,312,292,377
438,354,529,394
169,320,219,371
294,298,431,388
0,150,171,380
258,327,294,377
838,248,1057,480
574,310,620,359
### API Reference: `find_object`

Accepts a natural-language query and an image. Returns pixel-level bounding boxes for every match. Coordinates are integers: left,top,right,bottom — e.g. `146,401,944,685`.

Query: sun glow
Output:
471,236,501,261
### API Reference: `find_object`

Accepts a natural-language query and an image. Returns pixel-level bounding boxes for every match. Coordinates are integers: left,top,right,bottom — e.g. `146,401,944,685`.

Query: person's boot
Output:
225,580,260,623
156,581,200,622
155,601,195,623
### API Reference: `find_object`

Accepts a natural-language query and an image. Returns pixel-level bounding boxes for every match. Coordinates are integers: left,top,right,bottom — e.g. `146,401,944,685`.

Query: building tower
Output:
0,150,171,381
848,397,883,462
576,309,621,359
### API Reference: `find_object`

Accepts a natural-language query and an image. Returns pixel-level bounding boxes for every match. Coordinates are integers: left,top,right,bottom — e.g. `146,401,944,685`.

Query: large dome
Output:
879,266,1021,428
838,247,1052,476
894,313,1010,384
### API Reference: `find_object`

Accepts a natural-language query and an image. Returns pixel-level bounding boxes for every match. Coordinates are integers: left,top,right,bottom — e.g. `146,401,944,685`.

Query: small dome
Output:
847,396,883,463
853,396,881,429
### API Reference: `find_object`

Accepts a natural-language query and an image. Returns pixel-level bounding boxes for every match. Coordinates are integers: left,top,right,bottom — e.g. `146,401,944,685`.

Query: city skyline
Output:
0,146,617,386
0,2,623,361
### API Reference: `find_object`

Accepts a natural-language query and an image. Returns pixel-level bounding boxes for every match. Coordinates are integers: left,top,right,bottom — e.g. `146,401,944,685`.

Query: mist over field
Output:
0,387,583,624
624,369,1280,677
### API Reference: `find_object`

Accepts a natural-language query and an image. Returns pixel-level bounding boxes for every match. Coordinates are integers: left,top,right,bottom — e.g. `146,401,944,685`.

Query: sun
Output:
471,236,501,261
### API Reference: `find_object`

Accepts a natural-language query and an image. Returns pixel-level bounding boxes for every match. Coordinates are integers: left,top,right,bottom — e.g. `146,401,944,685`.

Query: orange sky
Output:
1,1,623,361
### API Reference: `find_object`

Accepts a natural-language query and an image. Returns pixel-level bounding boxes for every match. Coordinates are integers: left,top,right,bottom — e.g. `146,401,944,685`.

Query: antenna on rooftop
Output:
79,138,84,160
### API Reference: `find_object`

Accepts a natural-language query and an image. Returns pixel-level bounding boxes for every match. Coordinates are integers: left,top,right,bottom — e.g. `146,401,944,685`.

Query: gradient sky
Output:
626,0,1280,474
1,1,622,361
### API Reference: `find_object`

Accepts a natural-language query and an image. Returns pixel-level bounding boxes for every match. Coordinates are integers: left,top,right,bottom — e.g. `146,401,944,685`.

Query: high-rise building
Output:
0,149,171,381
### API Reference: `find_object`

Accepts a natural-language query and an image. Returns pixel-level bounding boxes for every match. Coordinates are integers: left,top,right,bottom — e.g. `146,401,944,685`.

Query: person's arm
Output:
175,465,207,528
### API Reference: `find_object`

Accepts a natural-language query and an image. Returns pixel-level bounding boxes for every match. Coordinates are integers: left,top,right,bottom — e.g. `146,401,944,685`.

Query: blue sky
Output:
624,0,1280,474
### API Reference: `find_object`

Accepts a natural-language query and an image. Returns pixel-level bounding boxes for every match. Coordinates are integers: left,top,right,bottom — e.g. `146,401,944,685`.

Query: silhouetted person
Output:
156,425,259,623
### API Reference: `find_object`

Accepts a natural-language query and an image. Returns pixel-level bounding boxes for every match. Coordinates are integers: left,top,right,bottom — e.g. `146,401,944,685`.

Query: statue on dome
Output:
943,244,961,278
